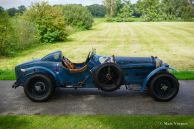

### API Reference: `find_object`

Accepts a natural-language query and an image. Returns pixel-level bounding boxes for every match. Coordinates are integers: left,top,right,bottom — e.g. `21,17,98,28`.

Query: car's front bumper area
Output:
12,81,20,89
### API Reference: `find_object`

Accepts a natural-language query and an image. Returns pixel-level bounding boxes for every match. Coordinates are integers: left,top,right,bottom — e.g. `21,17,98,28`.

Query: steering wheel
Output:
85,49,96,63
85,51,91,63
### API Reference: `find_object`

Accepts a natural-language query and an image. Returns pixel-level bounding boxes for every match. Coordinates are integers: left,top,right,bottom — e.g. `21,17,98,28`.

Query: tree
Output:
131,4,139,17
161,0,194,20
179,4,194,20
23,2,69,43
18,5,26,14
115,0,123,16
0,11,13,55
136,0,161,21
62,4,93,30
7,7,18,16
135,0,143,17
118,1,132,19
0,6,4,14
86,4,106,17
104,0,117,17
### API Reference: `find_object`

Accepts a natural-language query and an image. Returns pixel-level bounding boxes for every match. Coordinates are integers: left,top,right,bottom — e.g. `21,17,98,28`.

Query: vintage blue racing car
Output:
13,49,179,102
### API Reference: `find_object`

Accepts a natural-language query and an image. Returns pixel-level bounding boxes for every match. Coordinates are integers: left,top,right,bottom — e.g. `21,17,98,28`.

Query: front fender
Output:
140,65,175,92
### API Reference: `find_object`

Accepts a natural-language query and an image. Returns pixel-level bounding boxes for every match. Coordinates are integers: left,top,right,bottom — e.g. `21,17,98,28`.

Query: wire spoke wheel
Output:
24,74,54,102
29,79,49,98
149,72,179,101
153,77,174,98
93,63,123,91
98,66,118,85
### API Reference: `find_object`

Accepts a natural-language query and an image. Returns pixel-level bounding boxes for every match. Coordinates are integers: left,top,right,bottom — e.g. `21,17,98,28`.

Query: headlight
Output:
155,58,162,68
21,69,26,72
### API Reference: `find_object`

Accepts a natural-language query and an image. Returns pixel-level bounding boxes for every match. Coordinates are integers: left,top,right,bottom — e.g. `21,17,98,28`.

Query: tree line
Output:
0,2,93,56
104,0,194,21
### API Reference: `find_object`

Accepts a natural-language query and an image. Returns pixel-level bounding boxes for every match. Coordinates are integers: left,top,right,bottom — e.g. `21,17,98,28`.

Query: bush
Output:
62,4,93,30
114,17,135,22
0,10,39,56
86,4,106,17
142,11,160,21
0,12,13,56
10,18,39,51
105,17,135,22
23,2,69,43
106,17,113,22
180,5,194,21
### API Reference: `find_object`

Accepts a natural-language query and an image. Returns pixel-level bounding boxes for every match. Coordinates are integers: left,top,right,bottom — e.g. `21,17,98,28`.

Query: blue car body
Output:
13,50,174,92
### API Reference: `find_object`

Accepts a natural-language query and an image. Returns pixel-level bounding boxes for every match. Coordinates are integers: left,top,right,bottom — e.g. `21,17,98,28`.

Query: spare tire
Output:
93,63,123,91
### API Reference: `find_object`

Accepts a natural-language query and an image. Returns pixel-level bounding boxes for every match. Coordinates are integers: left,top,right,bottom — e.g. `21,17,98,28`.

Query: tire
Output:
148,72,179,102
93,63,123,91
24,74,55,102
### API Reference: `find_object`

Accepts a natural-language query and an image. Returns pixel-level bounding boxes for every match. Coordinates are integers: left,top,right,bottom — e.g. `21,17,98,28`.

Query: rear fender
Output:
140,66,175,92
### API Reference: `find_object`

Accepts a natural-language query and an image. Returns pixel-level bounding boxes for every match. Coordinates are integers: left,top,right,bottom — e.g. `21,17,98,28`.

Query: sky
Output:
0,0,138,9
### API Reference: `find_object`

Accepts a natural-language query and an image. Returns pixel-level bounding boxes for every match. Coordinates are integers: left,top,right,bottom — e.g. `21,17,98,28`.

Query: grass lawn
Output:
0,115,194,129
0,21,194,80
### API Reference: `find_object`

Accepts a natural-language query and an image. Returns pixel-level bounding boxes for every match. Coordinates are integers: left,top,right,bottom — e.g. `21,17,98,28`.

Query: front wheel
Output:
24,74,55,102
148,72,179,101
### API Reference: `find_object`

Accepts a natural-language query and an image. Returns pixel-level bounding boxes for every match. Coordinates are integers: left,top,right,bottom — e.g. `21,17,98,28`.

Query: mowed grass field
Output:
0,21,194,79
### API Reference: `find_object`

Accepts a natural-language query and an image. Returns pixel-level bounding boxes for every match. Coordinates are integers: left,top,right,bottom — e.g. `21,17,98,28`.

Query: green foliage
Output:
131,4,141,17
104,0,117,17
104,0,194,22
23,2,69,43
62,4,93,30
160,0,178,20
7,8,18,16
136,0,161,21
17,5,26,14
1,3,95,56
115,0,123,16
113,17,134,22
10,18,39,51
136,0,194,21
0,12,13,56
0,6,4,13
105,0,135,22
87,4,106,17
6,5,26,16
179,5,194,20
160,0,191,20
133,0,143,17
118,1,132,19
0,10,39,56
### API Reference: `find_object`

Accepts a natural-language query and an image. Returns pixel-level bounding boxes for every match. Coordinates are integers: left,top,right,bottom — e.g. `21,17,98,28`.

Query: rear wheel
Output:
93,63,123,91
24,74,54,102
148,72,179,101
